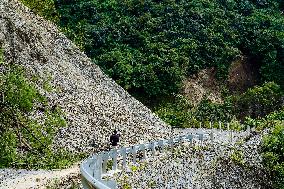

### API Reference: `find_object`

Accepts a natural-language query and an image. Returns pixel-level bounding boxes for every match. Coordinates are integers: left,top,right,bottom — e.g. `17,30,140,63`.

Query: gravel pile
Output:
113,130,272,189
0,0,171,154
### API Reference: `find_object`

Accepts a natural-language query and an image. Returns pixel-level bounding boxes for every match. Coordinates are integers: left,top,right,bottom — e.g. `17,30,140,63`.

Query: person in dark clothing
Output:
110,130,120,147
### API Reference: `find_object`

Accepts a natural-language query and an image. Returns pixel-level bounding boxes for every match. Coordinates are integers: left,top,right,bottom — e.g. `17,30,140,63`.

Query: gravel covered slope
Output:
0,0,170,154
113,130,272,189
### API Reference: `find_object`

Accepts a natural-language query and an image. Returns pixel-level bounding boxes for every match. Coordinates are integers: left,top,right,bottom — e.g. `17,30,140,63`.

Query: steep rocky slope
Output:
0,0,170,154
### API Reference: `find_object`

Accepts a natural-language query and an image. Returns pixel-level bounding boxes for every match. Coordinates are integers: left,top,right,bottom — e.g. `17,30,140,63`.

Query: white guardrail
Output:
80,132,211,189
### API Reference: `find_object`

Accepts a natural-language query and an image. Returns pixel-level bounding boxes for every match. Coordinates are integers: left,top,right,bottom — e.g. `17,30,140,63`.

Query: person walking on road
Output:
110,130,120,149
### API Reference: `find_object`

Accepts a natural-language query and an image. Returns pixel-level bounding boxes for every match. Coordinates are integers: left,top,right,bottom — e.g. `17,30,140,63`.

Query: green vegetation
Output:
230,149,245,166
21,0,284,100
240,109,284,189
260,118,284,188
20,0,284,125
155,82,283,128
51,0,283,101
130,165,138,172
230,82,283,120
20,0,58,22
199,82,283,122
194,99,233,122
119,175,131,189
147,180,156,188
262,131,284,188
244,108,284,131
154,95,192,127
106,160,113,171
0,51,82,169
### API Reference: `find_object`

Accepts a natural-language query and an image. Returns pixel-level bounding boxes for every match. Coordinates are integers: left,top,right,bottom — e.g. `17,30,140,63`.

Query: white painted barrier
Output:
80,121,252,189
80,132,210,189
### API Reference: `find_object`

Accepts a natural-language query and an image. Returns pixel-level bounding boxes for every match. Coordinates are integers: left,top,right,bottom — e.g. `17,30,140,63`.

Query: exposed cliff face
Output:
183,56,261,106
183,68,223,106
0,0,170,153
228,56,260,93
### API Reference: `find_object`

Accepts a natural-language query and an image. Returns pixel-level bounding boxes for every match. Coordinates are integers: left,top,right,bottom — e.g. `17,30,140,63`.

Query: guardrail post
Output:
197,133,203,141
179,135,185,143
169,138,174,151
132,146,137,164
246,125,250,133
111,150,118,171
121,147,127,169
101,152,108,174
93,155,102,178
219,121,222,130
197,133,204,145
139,144,146,160
226,122,233,143
158,140,165,153
199,122,202,128
230,129,233,143
227,122,230,130
210,121,212,129
186,134,193,144
150,142,155,156
210,131,214,142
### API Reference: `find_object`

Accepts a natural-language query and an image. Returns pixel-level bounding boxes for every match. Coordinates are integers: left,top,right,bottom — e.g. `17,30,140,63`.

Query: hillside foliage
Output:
0,52,82,169
248,109,284,189
155,82,283,127
50,0,283,100
20,0,59,22
19,0,284,99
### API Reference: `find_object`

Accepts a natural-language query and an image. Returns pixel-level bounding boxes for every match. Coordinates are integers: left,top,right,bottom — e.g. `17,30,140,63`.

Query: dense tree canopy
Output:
49,0,283,99
20,0,284,99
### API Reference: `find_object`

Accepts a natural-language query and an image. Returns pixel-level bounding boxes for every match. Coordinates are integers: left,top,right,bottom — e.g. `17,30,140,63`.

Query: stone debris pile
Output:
0,0,170,154
113,130,272,189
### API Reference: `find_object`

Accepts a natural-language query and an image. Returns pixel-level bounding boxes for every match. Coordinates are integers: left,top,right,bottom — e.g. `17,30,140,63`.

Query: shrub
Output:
0,52,82,169
231,82,283,120
244,108,284,130
2,66,45,112
194,99,233,122
154,95,193,128
230,149,245,166
265,108,284,121
20,0,59,22
262,121,284,188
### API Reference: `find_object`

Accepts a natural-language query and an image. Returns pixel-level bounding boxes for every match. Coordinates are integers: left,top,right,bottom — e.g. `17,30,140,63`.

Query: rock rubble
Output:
113,130,272,189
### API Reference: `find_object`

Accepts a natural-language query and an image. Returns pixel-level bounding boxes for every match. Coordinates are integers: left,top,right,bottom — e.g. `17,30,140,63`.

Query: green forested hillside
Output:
52,0,284,100
0,52,81,169
20,0,284,99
